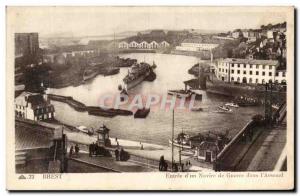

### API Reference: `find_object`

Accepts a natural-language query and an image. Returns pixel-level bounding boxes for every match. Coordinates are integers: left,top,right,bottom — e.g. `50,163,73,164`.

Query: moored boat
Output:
168,89,192,98
134,107,150,118
190,107,204,112
121,61,156,90
225,102,239,108
75,126,94,135
218,105,232,112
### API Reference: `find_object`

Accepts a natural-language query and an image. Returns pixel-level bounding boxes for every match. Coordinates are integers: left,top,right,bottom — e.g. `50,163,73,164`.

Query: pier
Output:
48,94,133,117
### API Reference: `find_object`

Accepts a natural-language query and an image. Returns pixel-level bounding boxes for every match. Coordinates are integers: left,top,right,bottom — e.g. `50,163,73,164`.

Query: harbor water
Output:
48,53,264,146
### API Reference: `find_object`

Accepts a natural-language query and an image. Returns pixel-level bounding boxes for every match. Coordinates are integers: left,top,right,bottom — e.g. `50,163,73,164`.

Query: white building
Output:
215,58,286,84
118,41,129,49
118,40,170,49
231,31,240,39
15,92,55,121
176,41,219,52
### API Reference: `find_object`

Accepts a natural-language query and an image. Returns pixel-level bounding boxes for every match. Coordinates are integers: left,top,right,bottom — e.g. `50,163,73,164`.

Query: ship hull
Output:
124,72,150,90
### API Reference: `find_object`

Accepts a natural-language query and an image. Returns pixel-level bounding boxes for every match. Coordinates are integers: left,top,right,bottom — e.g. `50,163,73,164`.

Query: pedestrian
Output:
174,163,178,172
75,144,79,156
91,142,95,156
164,162,168,171
89,143,92,157
120,148,125,161
115,149,119,161
69,146,74,158
159,156,165,171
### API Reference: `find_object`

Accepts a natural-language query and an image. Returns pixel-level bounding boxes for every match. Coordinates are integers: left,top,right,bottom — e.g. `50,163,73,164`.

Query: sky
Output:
8,7,288,37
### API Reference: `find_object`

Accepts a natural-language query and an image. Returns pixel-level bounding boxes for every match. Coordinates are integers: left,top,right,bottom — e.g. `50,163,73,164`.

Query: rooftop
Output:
221,58,279,66
15,118,62,150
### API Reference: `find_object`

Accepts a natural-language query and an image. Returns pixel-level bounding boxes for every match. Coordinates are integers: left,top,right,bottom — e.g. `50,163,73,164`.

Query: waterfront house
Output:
15,91,55,121
215,58,286,84
196,141,219,163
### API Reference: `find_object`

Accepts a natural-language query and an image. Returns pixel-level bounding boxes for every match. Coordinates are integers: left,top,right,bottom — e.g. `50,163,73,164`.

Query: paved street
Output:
70,153,157,172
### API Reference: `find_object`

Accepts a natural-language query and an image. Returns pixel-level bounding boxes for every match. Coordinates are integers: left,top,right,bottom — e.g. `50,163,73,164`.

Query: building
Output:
15,118,67,173
215,58,286,84
195,141,219,163
176,38,219,52
118,41,129,49
231,30,240,39
15,33,39,60
118,40,170,49
15,92,55,121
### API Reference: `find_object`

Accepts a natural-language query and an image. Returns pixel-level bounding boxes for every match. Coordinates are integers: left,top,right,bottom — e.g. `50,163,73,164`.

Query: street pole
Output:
171,109,174,171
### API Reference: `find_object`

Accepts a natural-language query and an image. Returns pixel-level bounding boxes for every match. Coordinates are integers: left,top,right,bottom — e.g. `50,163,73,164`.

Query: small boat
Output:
169,139,193,150
190,107,204,112
212,110,232,114
225,102,239,108
169,132,193,150
234,96,259,107
75,126,94,135
134,107,150,118
168,89,192,98
218,105,232,112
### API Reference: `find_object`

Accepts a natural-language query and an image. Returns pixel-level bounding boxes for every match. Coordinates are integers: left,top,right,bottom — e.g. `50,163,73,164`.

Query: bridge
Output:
215,103,287,171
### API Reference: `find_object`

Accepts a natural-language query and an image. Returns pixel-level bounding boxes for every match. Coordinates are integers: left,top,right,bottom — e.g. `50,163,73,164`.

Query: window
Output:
283,72,286,77
262,71,265,76
231,64,234,68
219,68,221,72
231,77,234,81
238,64,240,68
263,65,265,69
250,71,252,75
225,69,228,73
249,65,252,69
269,72,272,76
255,79,259,83
256,65,259,69
244,64,246,68
222,69,224,72
275,72,279,76
269,66,272,70
237,70,240,74
256,71,259,75
231,70,234,74
243,71,246,75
